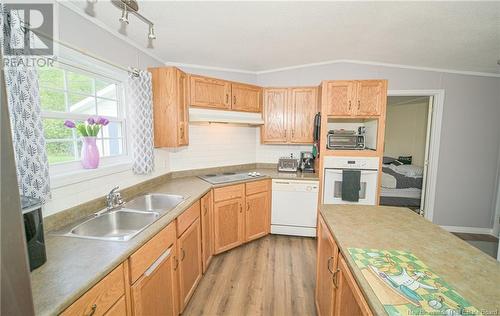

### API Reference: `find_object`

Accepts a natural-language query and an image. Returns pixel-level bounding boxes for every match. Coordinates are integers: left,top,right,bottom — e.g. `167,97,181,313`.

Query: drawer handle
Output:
357,100,360,110
246,202,250,212
226,94,229,104
233,95,236,104
87,304,97,316
144,247,172,277
348,100,352,110
180,248,186,261
332,269,340,288
204,205,208,215
327,256,334,274
239,203,242,213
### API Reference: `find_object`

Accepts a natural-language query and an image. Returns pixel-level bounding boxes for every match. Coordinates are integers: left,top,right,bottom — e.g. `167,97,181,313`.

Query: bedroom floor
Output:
453,233,499,258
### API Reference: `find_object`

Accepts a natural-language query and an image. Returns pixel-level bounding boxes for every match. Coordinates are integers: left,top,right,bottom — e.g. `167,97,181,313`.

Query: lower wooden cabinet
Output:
201,191,214,272
104,296,127,316
245,181,270,242
177,217,203,311
315,215,372,316
61,264,126,316
130,245,178,316
213,196,245,254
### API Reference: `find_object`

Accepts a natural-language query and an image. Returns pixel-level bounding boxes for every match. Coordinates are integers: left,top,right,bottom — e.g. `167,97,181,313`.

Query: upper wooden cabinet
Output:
231,83,262,112
323,80,386,117
189,75,262,113
150,67,189,147
190,75,231,110
261,87,318,144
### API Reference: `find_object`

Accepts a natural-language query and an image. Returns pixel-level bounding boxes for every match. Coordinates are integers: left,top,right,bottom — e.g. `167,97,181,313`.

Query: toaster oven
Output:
327,133,365,150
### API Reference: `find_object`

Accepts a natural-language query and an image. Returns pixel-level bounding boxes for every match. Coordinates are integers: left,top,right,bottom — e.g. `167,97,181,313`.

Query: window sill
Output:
50,161,132,189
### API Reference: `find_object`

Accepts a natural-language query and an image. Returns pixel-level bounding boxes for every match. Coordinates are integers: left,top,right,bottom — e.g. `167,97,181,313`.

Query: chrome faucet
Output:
106,186,124,210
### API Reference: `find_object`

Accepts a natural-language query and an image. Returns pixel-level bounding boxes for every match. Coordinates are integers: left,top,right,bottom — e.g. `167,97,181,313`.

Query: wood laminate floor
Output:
183,235,317,316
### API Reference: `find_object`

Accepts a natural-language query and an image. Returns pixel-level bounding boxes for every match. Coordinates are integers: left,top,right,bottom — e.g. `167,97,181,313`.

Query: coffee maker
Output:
299,151,315,173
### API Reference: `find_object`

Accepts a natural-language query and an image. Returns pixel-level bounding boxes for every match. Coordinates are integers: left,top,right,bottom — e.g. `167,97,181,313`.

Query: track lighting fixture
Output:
112,0,156,42
119,5,129,24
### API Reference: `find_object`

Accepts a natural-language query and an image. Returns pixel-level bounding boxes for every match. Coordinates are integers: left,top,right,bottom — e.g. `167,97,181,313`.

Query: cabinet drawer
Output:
245,180,269,196
213,184,245,202
129,222,176,284
177,200,200,237
61,264,125,316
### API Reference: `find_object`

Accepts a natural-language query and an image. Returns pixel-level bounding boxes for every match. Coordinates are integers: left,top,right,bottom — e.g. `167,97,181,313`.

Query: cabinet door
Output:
213,198,244,254
104,296,126,316
177,69,189,145
324,81,356,116
355,80,385,116
261,88,289,143
131,246,178,316
178,218,203,311
201,191,214,273
189,75,231,109
245,191,269,242
289,87,318,143
316,216,339,316
334,256,372,316
231,83,262,112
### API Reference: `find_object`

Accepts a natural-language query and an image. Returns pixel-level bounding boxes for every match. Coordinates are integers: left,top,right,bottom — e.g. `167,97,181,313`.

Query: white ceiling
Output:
70,1,500,74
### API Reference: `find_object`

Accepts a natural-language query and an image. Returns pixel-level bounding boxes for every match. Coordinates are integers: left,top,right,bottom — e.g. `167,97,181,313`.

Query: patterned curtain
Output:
127,70,154,175
2,7,51,201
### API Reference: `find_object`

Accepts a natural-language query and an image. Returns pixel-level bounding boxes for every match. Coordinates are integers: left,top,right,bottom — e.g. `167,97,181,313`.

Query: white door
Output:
323,169,379,205
420,96,433,216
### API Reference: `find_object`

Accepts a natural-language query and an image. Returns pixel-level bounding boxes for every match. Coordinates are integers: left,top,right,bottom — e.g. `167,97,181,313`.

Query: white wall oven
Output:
323,156,379,205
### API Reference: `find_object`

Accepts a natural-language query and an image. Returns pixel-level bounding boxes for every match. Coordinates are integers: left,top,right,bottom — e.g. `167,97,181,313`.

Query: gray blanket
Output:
382,166,423,189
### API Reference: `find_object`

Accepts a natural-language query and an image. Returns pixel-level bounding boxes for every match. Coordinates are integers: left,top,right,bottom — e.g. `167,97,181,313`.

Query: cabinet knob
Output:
180,248,186,261
204,205,208,215
173,256,179,270
226,94,229,104
357,100,361,110
239,203,242,213
348,100,352,110
332,269,340,288
233,95,236,105
246,202,250,212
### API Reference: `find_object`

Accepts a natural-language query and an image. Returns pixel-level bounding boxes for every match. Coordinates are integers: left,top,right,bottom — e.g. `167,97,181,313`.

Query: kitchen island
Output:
318,204,500,315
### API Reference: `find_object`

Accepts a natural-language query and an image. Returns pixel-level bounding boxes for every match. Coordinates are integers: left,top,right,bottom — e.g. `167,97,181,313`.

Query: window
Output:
38,63,127,166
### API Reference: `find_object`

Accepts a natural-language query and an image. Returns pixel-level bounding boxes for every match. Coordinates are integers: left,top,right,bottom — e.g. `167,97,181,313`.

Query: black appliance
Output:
299,151,315,173
313,112,321,157
21,196,47,271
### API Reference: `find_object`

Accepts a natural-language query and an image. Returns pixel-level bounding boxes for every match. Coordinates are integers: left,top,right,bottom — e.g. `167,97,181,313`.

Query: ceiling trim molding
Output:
57,0,167,67
165,61,256,75
59,1,500,78
255,59,500,78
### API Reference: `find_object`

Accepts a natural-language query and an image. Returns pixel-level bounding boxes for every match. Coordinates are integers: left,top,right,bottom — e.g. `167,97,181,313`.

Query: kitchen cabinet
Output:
289,87,319,143
315,216,339,316
262,87,318,144
315,215,372,316
150,67,189,147
323,80,386,117
129,222,179,316
231,83,262,112
130,246,178,316
245,180,270,242
201,191,214,273
189,74,231,110
213,184,245,254
177,203,203,312
104,296,127,316
60,264,126,316
334,256,372,316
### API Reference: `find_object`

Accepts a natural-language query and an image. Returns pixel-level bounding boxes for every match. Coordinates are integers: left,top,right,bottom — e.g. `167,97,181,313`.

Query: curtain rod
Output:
30,28,141,77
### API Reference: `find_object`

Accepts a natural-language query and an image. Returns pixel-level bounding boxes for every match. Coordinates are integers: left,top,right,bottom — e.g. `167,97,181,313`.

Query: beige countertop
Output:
319,204,500,315
32,169,318,316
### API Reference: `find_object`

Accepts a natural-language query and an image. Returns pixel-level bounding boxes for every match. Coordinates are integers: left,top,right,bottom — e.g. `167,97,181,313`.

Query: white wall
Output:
257,62,500,230
384,100,429,166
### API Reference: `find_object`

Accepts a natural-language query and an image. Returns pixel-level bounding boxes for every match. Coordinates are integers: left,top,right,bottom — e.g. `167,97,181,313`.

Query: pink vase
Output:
81,136,100,169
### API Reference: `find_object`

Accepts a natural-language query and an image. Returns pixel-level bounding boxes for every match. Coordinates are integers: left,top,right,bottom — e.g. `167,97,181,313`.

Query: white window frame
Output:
46,46,133,188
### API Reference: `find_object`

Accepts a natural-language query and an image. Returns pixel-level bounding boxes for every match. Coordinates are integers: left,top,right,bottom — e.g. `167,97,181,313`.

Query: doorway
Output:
380,92,441,220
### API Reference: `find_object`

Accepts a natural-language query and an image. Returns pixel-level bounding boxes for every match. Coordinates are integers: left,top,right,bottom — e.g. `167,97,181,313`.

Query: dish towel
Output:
342,170,361,202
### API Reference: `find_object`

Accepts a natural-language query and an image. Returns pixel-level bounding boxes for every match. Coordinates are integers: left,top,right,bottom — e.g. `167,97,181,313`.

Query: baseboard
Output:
440,225,495,236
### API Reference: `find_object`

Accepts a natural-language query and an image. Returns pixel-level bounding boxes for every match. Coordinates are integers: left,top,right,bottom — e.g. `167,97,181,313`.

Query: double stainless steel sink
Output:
52,194,186,241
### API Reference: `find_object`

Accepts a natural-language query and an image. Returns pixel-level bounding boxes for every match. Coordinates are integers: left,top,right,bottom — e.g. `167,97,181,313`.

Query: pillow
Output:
383,156,396,164
398,156,413,165
381,172,397,188
391,160,404,166
394,164,424,178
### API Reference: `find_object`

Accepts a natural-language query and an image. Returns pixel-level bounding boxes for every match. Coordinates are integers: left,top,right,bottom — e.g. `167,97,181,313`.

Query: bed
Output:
380,158,423,209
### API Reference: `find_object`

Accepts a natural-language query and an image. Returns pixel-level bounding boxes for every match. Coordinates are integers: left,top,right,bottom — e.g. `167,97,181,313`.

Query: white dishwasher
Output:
271,179,319,237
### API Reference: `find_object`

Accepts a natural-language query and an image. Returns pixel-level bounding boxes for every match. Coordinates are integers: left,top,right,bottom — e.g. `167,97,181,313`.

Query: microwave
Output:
327,133,365,150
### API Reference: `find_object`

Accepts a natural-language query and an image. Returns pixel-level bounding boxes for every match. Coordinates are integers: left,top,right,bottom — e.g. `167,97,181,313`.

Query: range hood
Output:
189,108,264,126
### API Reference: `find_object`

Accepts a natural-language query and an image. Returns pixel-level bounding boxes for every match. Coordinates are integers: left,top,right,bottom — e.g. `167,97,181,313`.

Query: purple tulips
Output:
64,116,110,137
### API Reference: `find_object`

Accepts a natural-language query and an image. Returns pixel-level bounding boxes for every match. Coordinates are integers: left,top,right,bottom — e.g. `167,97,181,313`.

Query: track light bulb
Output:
148,25,156,40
